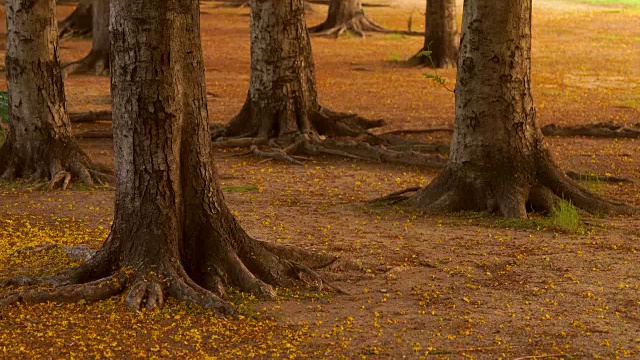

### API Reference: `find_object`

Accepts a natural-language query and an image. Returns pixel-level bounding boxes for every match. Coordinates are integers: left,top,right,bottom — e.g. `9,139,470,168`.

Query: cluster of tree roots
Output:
0,136,111,190
210,105,448,168
1,231,346,312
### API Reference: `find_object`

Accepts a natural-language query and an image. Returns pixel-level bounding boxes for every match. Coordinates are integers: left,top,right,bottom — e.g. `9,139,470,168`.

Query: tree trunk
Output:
401,0,634,218
1,0,336,311
409,0,458,67
0,0,106,189
308,0,387,37
58,0,93,39
64,0,110,76
222,0,385,154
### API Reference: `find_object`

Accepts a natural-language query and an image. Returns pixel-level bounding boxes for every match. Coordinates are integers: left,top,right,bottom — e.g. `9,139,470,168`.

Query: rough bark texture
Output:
409,0,459,67
2,0,336,311
64,0,110,76
0,0,106,188
309,0,417,37
216,0,444,167
58,0,93,39
391,0,635,218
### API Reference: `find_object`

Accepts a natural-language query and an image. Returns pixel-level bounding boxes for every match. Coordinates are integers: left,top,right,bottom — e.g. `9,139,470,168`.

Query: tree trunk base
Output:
1,231,341,311
309,13,422,38
58,2,93,40
373,151,637,218
63,50,110,76
0,137,111,189
215,104,448,167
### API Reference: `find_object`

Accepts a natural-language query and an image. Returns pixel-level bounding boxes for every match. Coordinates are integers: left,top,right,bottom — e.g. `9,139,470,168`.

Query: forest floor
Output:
1,0,640,359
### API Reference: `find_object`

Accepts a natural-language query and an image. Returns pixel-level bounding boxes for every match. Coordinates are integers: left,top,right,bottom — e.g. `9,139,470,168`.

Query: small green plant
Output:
417,44,455,93
549,200,584,234
578,173,603,194
385,52,403,63
383,33,406,41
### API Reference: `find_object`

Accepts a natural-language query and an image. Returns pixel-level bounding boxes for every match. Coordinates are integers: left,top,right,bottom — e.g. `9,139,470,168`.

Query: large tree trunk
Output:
0,0,106,189
409,0,459,67
58,0,93,39
64,0,110,76
1,0,336,311
308,0,388,37
220,0,387,161
396,0,634,218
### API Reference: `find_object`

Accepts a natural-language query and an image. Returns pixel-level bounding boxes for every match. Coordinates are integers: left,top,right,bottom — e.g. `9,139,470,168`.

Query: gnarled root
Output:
63,50,109,76
309,13,423,38
0,140,112,189
541,122,640,139
378,153,638,218
2,233,344,312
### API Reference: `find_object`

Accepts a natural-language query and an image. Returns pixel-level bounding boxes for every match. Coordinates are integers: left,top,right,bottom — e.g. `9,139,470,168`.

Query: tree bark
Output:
64,0,110,76
0,0,106,188
2,0,336,311
58,0,93,39
409,0,459,67
308,0,389,37
221,0,385,153
398,0,635,218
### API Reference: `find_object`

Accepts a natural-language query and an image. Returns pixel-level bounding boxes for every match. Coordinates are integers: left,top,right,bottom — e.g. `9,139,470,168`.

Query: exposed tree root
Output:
63,50,109,76
566,171,633,184
541,122,640,139
370,122,640,139
1,233,344,312
373,151,637,218
58,1,93,40
216,105,448,167
309,13,423,38
12,243,96,261
213,134,447,168
70,110,112,123
0,140,112,189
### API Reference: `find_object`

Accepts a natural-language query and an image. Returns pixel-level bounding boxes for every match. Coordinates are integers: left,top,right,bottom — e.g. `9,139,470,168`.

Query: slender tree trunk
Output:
1,0,336,311
397,0,634,218
222,0,385,152
409,0,458,67
58,0,93,39
0,0,105,188
64,0,110,75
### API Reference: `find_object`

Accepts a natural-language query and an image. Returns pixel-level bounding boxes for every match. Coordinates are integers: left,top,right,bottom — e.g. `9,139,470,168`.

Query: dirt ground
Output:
1,0,640,358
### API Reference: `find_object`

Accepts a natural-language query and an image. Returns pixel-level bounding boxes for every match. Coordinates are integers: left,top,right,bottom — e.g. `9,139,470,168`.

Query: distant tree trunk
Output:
0,0,106,189
308,0,387,37
409,0,458,67
223,0,384,148
1,0,335,311
396,0,634,218
58,0,93,39
64,0,110,75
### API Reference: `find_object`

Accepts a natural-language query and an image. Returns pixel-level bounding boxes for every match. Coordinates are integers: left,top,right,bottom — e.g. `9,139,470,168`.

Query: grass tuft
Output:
549,200,584,234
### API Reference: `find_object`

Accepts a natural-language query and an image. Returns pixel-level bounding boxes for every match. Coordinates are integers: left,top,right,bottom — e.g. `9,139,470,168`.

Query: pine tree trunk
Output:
409,0,458,67
1,0,337,311
402,0,634,218
0,0,103,188
64,0,110,75
58,0,93,39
